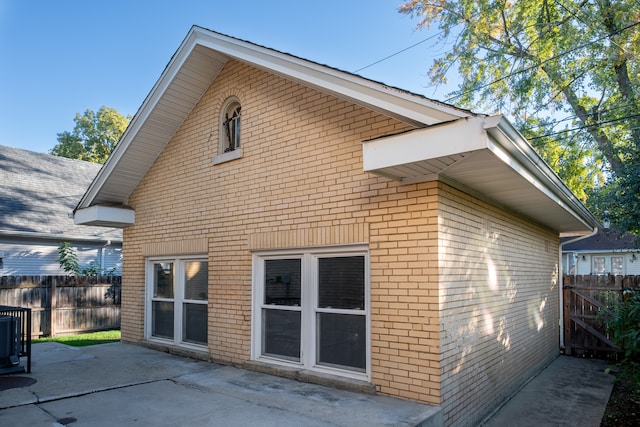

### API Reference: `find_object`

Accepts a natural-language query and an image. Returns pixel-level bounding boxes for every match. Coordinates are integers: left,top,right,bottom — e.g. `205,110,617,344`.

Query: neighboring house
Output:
562,229,640,275
0,145,122,275
73,26,598,426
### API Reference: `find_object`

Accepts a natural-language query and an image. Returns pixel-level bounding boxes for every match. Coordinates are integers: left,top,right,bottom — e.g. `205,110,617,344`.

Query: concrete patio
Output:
0,342,614,426
0,342,441,426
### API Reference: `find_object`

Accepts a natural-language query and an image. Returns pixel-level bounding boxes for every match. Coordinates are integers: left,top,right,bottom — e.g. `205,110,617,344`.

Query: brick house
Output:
74,26,598,426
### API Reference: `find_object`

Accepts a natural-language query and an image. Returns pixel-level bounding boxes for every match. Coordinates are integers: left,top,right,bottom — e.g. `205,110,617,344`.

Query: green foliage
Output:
50,106,131,164
57,242,116,277
598,291,640,382
57,242,80,276
399,0,640,232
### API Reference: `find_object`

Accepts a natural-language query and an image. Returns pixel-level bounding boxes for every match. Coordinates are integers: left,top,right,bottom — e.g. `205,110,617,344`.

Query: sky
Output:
0,0,460,154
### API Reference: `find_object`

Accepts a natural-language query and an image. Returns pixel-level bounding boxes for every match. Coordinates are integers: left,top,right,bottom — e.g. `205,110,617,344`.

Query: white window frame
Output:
145,255,208,351
611,256,624,275
214,97,242,165
593,256,606,275
251,245,370,381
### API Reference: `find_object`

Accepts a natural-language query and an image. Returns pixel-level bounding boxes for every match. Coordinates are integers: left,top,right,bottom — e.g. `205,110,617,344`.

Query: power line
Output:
522,102,640,132
529,113,640,140
444,20,640,103
353,30,445,73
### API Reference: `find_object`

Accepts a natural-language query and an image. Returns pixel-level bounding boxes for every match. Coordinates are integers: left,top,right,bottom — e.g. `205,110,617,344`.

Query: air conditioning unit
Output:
0,315,21,368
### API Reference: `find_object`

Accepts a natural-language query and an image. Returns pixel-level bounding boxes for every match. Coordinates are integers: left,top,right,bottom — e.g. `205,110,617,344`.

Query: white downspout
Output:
559,227,598,348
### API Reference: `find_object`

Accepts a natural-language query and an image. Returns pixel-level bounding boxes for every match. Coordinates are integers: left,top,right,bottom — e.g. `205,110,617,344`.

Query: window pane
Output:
594,257,606,274
183,303,207,345
317,313,365,371
152,301,174,339
265,259,301,306
318,256,364,310
612,257,623,275
154,263,173,298
263,309,300,361
184,261,208,300
224,103,241,152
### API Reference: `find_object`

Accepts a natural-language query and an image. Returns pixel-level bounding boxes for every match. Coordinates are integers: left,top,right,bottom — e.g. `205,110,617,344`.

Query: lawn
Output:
33,330,121,347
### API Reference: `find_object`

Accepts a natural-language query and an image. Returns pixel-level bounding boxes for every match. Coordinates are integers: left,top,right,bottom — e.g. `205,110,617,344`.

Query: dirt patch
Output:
601,375,640,426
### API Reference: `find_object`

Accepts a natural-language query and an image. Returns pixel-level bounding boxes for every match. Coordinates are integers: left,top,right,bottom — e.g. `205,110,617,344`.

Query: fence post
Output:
563,284,572,356
50,276,57,337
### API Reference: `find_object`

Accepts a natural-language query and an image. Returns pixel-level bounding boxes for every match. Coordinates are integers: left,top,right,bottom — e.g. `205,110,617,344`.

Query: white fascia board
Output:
77,26,469,210
74,206,135,227
363,117,487,172
76,29,214,211
191,27,469,126
485,116,599,230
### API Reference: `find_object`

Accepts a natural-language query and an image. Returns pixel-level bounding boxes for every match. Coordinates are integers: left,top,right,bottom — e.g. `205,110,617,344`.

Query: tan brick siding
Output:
438,183,560,426
119,57,561,421
369,181,441,405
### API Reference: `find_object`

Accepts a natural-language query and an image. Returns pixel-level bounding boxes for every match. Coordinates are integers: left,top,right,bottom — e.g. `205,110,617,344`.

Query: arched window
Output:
221,99,241,153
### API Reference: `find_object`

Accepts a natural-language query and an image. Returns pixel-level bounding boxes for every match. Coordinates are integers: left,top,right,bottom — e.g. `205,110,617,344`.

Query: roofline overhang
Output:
76,26,471,211
0,229,122,244
363,114,599,234
563,248,639,254
485,115,599,232
73,205,135,228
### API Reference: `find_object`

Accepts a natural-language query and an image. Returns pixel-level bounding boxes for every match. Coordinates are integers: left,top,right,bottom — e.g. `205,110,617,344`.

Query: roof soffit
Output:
77,26,472,210
362,116,599,234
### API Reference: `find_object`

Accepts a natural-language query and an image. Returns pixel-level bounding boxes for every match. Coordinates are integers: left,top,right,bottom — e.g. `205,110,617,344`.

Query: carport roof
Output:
73,25,598,236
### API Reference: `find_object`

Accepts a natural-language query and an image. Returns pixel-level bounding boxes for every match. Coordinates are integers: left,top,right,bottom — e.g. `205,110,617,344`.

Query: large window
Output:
253,247,369,380
146,257,208,347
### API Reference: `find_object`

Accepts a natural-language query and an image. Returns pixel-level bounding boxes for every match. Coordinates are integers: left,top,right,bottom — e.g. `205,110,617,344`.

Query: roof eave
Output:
487,116,599,232
76,26,471,211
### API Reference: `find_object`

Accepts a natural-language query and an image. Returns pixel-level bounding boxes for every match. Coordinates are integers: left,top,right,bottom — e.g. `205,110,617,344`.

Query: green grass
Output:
33,330,121,347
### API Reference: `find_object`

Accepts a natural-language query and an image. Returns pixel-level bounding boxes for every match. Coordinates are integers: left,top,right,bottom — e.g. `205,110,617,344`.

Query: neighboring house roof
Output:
74,25,599,236
562,229,638,252
0,145,122,243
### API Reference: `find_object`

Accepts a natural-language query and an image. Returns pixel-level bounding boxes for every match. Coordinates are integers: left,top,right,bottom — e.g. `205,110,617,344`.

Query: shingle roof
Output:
0,145,121,241
562,229,637,251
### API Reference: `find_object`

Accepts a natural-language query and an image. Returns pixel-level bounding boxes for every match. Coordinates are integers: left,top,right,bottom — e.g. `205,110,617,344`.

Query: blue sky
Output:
0,1,459,153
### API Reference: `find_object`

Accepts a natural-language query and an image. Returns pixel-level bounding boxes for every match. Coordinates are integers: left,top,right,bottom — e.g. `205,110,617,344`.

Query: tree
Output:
399,0,640,234
51,106,131,164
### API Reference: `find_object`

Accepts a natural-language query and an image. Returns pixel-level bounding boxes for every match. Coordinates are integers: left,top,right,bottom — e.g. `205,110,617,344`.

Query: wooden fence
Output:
0,275,121,338
563,274,640,358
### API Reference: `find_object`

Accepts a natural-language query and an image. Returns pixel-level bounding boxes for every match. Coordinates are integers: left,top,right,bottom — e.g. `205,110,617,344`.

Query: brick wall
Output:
438,183,560,426
119,57,561,422
122,59,425,370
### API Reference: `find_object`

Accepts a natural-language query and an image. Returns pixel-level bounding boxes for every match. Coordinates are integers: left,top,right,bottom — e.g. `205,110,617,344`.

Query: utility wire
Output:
529,113,640,139
522,102,640,132
444,20,640,103
353,30,444,73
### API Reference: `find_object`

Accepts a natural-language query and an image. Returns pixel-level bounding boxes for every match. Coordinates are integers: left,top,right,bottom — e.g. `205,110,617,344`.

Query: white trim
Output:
213,148,243,165
486,116,596,230
251,245,370,382
219,96,242,154
191,27,468,127
362,117,486,173
145,255,208,350
76,26,469,211
74,205,135,227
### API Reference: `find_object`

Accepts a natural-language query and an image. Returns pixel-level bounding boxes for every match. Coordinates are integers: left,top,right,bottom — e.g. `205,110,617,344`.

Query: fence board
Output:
563,274,640,359
0,275,121,338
